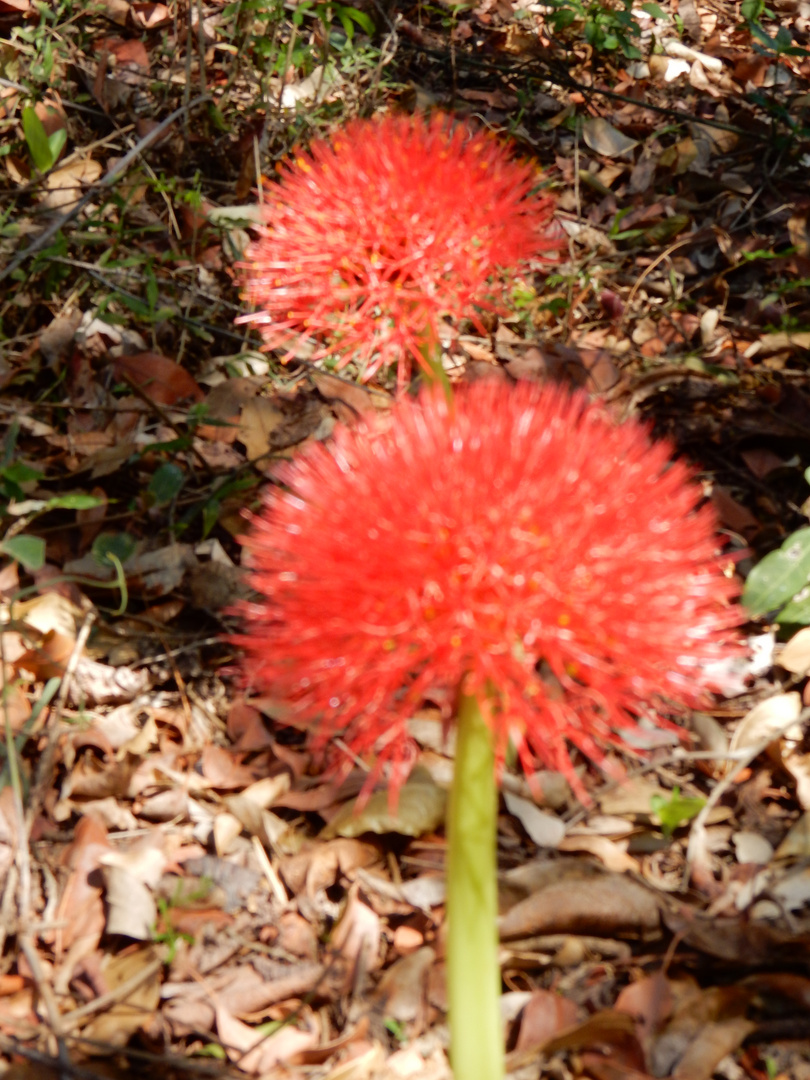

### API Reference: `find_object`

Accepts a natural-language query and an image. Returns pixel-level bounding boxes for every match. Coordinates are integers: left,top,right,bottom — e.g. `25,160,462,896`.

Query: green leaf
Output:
640,2,666,16
148,463,185,506
92,531,137,568
22,106,56,172
207,102,230,133
340,5,374,34
196,1045,227,1061
48,127,67,162
2,461,44,485
741,0,764,19
1,534,46,571
743,527,810,617
549,8,577,28
146,273,159,311
43,493,104,511
650,787,705,838
775,590,810,625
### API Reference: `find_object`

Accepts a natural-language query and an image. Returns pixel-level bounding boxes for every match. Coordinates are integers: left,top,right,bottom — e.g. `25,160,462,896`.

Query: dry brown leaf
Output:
130,1,170,27
557,834,639,873
331,888,383,981
77,947,163,1048
498,871,659,940
199,744,266,789
729,691,803,754
321,768,446,840
513,989,580,1051
615,971,676,1046
101,865,157,939
215,1001,319,1074
371,947,435,1032
237,397,287,460
503,792,565,848
774,812,810,859
279,838,379,897
198,377,261,442
41,158,102,212
582,118,638,157
53,816,110,959
671,1015,755,1079
778,628,810,676
100,0,129,24
112,352,204,406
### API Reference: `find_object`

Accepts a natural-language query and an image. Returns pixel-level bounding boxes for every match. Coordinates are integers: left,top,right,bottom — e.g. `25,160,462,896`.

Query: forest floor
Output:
4,0,810,1077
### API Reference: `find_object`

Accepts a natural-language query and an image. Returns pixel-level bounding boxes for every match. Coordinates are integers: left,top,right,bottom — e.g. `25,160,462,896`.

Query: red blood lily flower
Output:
238,113,559,389
234,379,741,801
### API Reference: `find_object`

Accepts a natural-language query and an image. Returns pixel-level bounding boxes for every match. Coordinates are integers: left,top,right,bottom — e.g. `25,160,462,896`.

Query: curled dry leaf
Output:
371,946,435,1033
778,627,810,675
53,816,111,962
670,1016,756,1080
774,812,810,859
503,792,565,848
41,158,102,212
557,833,640,874
321,768,446,840
101,864,157,939
215,1001,319,1075
330,889,383,987
498,871,660,940
581,117,639,157
729,691,803,755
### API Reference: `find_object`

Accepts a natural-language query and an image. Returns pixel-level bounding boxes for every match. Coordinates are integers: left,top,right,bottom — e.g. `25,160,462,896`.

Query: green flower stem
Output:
419,340,453,405
447,690,503,1080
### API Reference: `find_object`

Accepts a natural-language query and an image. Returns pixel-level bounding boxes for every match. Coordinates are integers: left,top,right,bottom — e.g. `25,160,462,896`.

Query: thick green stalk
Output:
419,340,454,405
447,690,503,1080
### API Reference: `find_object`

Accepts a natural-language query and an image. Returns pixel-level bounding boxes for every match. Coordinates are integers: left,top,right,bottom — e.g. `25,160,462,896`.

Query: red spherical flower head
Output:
237,113,559,390
234,380,741,802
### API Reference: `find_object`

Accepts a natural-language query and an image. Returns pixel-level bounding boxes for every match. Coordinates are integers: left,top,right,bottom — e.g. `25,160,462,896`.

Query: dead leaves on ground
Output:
4,664,810,1078
6,0,810,1076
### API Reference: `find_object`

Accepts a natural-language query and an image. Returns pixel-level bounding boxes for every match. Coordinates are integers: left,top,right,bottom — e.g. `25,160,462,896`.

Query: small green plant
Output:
152,898,195,964
0,422,103,571
21,105,66,173
650,786,705,837
742,0,810,56
152,878,214,962
544,0,666,59
384,1017,408,1044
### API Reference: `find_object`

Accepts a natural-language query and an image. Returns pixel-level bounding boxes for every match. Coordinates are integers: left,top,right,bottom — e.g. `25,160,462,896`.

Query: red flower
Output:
234,380,741,801
238,113,559,389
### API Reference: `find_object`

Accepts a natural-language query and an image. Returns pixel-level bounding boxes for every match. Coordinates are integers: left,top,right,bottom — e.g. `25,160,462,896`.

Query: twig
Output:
684,706,810,884
59,956,163,1029
18,934,68,1064
0,95,211,285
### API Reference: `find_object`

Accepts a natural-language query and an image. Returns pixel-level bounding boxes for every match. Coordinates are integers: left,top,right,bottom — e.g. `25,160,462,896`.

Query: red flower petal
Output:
233,380,742,802
238,113,560,390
